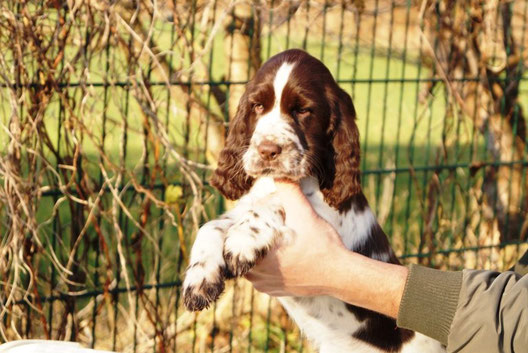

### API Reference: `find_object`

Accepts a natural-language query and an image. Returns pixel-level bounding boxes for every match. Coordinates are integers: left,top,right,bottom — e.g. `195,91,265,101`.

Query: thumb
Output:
273,180,313,212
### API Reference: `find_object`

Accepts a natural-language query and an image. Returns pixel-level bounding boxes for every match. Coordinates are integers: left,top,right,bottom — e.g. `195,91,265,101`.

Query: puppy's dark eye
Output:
253,104,264,114
292,108,310,119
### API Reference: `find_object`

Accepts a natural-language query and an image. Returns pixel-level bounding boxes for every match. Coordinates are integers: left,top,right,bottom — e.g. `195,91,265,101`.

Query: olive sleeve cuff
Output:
396,264,463,345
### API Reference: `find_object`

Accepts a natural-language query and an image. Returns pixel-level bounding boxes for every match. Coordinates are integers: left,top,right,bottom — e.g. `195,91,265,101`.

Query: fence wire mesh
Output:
0,0,527,352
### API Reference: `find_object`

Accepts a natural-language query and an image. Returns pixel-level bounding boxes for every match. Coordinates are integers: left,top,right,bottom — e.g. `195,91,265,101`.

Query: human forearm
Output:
322,249,408,319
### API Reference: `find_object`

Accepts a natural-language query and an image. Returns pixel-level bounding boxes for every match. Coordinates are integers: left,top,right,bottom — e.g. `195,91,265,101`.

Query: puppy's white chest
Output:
300,177,373,250
278,296,375,353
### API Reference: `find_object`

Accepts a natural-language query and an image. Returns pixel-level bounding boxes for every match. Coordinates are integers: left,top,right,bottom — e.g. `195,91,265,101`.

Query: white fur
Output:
401,333,445,353
182,219,231,291
300,177,376,250
224,201,286,265
273,62,295,103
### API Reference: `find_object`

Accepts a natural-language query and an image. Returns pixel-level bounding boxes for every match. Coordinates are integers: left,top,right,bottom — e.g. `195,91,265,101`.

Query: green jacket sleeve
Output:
397,250,528,353
446,269,528,352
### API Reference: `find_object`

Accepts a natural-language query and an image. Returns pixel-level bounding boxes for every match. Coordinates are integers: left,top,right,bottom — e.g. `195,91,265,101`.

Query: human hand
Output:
245,180,347,297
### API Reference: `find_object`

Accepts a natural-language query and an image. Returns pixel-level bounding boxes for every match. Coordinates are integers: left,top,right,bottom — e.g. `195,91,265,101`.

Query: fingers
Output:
245,265,282,284
245,263,276,279
244,272,269,293
244,272,256,281
245,274,289,296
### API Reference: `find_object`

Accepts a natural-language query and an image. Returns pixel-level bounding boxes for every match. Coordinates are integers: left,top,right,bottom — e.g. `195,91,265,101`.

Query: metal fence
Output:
0,0,527,352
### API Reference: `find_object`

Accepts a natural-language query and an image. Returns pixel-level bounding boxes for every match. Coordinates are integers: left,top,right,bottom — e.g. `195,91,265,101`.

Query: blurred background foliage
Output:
0,0,527,352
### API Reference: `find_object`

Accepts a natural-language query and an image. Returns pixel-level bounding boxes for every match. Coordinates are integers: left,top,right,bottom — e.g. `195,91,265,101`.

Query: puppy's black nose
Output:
257,140,282,161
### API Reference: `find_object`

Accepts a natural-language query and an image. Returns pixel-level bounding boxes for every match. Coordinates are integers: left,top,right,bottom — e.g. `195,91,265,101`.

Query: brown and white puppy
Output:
183,49,444,353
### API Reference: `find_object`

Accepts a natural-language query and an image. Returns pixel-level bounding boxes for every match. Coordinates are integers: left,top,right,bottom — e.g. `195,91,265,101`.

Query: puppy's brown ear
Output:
210,92,254,200
322,87,361,212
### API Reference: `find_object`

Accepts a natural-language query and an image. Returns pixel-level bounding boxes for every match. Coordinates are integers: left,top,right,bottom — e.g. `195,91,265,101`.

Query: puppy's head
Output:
211,49,361,211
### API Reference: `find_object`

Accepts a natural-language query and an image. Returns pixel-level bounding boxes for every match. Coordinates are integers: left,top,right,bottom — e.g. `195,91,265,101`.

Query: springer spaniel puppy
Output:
183,49,444,353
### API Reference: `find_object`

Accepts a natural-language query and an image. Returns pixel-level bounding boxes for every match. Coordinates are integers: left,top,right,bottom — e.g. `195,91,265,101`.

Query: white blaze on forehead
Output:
273,62,295,106
246,60,303,157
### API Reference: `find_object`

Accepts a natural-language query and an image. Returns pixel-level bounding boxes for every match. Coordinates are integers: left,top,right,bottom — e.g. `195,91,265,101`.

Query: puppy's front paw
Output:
223,208,284,277
224,230,267,277
183,262,225,311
